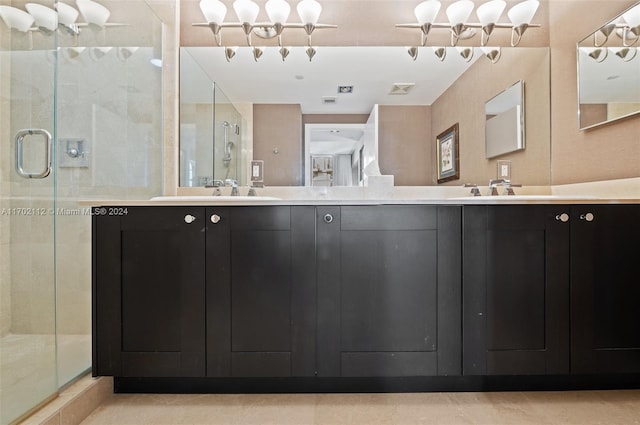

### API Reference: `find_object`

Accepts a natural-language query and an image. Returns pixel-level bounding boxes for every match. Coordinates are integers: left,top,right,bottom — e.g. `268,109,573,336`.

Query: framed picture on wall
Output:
436,123,460,184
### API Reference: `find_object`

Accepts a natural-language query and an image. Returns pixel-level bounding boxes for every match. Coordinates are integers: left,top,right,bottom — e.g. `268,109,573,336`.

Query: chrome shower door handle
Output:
15,129,53,179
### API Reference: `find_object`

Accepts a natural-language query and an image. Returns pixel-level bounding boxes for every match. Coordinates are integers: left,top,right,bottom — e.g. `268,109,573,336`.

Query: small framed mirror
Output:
485,80,525,159
577,2,640,130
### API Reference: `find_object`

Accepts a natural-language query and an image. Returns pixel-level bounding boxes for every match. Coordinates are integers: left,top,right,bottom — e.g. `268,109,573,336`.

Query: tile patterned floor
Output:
80,390,640,425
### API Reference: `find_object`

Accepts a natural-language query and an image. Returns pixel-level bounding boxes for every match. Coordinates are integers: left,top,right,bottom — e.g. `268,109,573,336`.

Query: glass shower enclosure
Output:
0,1,164,423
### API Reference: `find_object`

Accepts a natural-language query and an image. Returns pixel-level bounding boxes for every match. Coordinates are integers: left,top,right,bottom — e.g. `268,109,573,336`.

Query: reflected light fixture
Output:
194,0,336,62
587,47,608,63
279,46,291,61
116,46,138,61
407,46,419,61
456,46,474,62
25,3,58,34
224,46,238,62
610,46,638,62
76,0,110,28
252,46,264,61
306,46,317,62
621,4,640,47
89,46,112,61
481,46,501,63
433,46,447,61
594,22,616,47
0,5,35,32
57,2,80,36
396,0,540,48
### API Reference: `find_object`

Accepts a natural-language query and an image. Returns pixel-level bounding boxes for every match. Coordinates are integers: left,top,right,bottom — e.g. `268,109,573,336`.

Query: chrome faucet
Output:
224,179,239,196
206,179,224,196
489,179,521,196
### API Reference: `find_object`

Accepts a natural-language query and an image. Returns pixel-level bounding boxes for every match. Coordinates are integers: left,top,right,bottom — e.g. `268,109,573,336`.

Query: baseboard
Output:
17,374,113,425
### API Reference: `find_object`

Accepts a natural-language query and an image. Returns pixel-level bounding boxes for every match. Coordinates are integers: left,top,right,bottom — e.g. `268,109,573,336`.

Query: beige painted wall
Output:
378,105,431,186
549,0,640,184
431,48,551,186
303,114,369,125
253,104,303,186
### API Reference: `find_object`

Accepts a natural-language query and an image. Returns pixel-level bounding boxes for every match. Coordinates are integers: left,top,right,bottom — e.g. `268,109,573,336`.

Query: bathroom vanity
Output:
92,200,640,392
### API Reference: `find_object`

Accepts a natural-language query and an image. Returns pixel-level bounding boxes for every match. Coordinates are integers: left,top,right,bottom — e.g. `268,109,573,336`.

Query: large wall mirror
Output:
485,80,525,159
179,45,551,187
577,1,640,130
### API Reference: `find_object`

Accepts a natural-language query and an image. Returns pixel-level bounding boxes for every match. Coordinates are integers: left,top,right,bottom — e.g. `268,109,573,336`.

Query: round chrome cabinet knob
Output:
555,213,569,223
211,214,221,224
580,212,595,222
184,214,197,224
323,214,333,224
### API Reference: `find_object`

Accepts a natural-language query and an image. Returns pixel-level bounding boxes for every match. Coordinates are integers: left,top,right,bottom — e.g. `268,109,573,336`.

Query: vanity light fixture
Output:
76,0,110,28
194,0,336,62
57,2,81,36
396,0,540,48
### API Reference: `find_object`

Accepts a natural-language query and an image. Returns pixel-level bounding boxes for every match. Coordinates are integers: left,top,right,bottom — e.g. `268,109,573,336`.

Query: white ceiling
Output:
181,46,480,114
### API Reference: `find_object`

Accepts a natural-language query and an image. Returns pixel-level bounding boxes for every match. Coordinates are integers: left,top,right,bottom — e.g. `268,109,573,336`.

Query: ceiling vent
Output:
389,83,415,95
322,96,337,104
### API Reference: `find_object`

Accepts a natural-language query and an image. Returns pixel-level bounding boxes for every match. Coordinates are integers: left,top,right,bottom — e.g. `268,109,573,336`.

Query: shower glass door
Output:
0,0,58,423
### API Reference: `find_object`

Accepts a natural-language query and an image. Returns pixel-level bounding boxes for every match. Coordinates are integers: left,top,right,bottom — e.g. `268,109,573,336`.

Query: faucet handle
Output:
247,186,257,196
463,183,481,196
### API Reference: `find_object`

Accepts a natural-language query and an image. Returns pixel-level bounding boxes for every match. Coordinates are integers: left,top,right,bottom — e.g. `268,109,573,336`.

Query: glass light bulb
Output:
199,0,227,23
476,0,506,25
297,0,322,25
414,0,441,25
233,0,259,24
446,0,474,26
57,3,79,25
76,0,111,27
0,5,35,32
26,3,58,32
266,0,291,24
507,0,539,26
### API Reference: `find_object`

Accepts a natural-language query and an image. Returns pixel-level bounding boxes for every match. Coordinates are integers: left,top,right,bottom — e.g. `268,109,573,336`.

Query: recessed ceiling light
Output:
338,85,353,94
295,75,304,80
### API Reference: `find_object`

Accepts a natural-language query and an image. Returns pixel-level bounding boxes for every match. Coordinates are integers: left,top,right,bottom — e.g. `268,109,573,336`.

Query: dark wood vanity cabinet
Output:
570,205,640,374
316,206,462,377
463,205,571,375
93,207,207,377
93,203,640,387
463,204,640,376
205,206,316,377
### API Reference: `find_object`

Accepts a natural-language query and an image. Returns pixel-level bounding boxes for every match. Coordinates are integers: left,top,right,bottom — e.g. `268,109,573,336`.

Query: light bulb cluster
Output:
397,0,540,48
194,0,336,62
0,0,119,37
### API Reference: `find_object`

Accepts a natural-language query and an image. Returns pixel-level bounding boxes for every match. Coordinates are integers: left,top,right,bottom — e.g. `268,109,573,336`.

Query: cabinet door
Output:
206,206,316,377
93,207,206,377
317,206,461,377
463,205,570,375
571,205,640,374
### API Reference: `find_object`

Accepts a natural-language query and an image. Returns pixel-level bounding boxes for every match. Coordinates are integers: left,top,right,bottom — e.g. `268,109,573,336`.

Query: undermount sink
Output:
447,195,602,201
150,196,281,202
